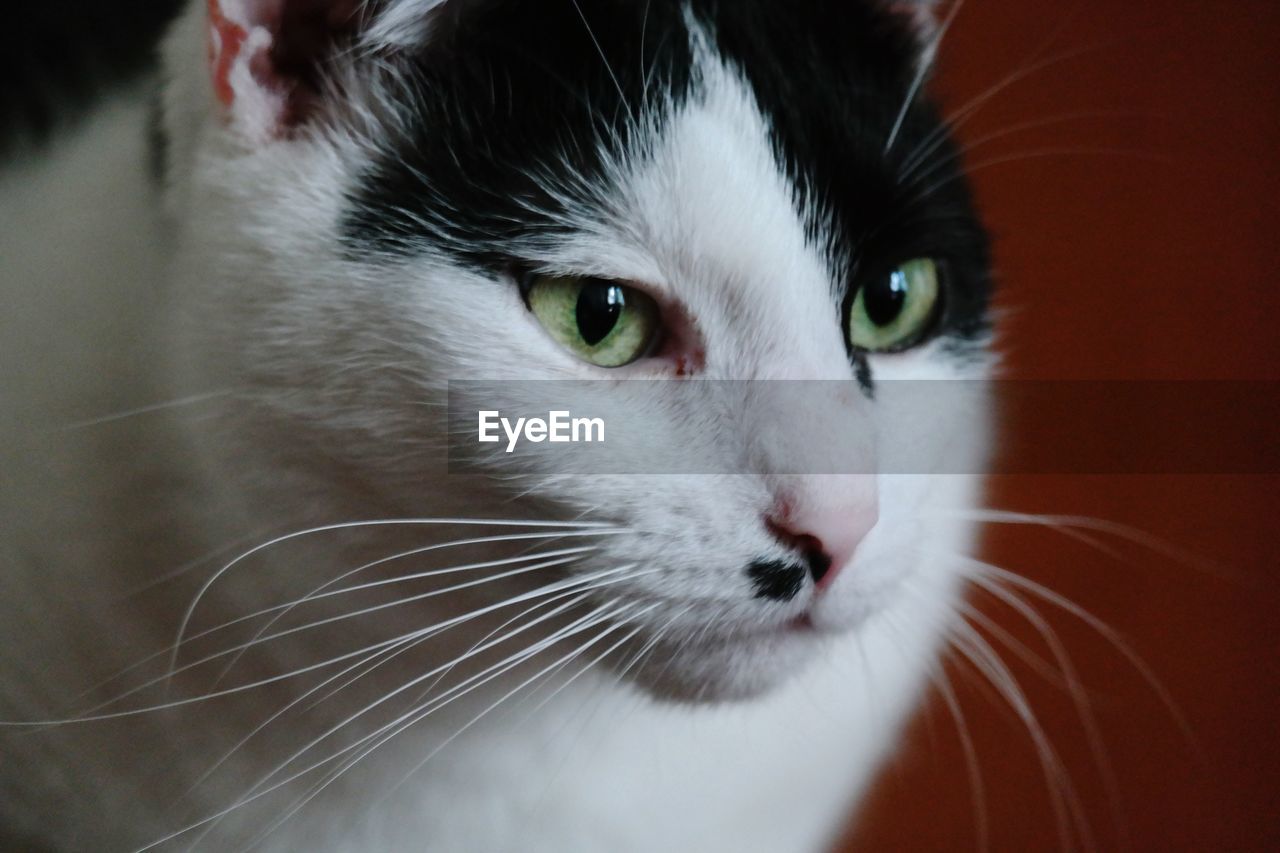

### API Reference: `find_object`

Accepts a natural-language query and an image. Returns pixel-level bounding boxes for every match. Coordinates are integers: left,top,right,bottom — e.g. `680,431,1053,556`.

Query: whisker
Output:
218,582,641,810
898,22,1106,178
84,552,593,718
900,108,1149,190
963,575,1130,849
114,529,276,603
375,605,656,810
56,390,235,433
923,508,1230,579
184,568,654,845
885,0,968,153
170,517,620,682
947,620,1091,852
207,542,602,687
969,563,1198,754
5,564,649,726
160,597,644,852
909,145,1173,203
187,597,624,853
570,0,626,104
932,654,990,853
79,531,620,707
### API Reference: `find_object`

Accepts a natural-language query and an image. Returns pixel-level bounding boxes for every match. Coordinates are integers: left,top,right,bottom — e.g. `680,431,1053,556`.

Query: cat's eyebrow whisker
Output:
896,0,1101,175
915,144,1171,197
170,519,623,680
569,0,626,104
909,145,1173,206
899,108,1149,188
884,0,967,154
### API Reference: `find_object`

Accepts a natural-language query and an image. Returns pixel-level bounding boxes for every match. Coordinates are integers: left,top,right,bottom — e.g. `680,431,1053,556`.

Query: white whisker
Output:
56,390,235,432
208,543,602,687
76,531,620,707
947,620,1090,852
153,596,647,852
885,0,967,153
5,564,649,727
171,518,620,681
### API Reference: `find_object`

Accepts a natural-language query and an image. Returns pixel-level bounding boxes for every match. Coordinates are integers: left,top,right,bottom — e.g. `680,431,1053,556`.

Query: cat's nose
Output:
767,488,879,591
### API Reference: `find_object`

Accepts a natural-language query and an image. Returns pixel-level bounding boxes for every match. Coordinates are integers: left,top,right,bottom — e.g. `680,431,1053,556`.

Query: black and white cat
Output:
0,1,995,849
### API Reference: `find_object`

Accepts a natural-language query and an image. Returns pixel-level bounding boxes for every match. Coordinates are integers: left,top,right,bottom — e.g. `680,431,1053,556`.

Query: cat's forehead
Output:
343,0,987,332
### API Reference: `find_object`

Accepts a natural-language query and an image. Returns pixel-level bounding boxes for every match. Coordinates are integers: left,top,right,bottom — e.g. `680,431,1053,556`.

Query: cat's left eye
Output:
524,274,662,368
847,258,942,353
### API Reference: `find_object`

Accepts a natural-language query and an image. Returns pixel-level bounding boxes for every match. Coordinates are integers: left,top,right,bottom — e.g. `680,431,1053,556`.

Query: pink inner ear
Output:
208,1,251,108
208,0,365,122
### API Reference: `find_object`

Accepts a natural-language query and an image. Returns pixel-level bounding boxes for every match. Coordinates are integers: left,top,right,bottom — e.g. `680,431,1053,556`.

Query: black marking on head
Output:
343,0,991,342
692,0,993,347
747,559,808,603
0,0,183,159
345,0,697,271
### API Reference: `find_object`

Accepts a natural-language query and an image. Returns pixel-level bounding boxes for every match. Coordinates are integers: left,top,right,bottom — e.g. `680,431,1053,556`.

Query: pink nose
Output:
767,498,879,591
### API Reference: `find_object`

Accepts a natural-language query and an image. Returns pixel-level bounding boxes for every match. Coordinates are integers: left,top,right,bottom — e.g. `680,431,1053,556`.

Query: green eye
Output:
848,258,942,352
525,274,662,368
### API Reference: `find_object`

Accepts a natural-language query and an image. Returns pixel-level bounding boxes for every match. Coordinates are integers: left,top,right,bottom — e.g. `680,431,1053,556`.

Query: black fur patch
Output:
345,0,698,268
0,1,184,158
343,0,991,343
747,559,807,602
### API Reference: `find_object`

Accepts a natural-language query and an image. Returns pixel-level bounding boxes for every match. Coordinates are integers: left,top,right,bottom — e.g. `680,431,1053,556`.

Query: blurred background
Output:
844,1,1279,850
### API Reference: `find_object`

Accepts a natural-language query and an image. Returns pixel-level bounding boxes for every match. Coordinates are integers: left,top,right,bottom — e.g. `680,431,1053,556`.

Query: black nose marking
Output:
747,559,807,603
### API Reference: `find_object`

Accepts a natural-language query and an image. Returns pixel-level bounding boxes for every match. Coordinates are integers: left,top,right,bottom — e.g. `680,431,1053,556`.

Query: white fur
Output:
0,2,989,850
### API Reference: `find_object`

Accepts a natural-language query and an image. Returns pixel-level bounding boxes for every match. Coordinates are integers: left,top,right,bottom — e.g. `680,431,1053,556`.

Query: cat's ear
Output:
205,0,447,140
885,1,941,42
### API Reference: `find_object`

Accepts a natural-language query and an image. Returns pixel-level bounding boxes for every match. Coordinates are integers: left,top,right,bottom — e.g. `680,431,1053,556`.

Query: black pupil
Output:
864,270,909,327
577,281,626,346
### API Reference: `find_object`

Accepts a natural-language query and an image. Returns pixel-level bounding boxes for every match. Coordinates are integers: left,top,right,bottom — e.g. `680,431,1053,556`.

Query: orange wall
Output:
845,2,1279,850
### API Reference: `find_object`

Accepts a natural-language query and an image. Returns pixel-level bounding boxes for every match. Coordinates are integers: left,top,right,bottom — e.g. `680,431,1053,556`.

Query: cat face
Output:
165,0,992,701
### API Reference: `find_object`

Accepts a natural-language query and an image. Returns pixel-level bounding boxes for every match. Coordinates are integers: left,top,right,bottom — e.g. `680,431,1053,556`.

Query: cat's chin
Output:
621,622,828,705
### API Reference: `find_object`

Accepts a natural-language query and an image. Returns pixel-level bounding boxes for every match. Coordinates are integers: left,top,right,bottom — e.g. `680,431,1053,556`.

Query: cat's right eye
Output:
523,274,663,368
847,258,942,353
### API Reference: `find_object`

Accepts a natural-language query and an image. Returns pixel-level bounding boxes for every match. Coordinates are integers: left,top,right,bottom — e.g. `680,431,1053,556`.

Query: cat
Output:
0,1,994,850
